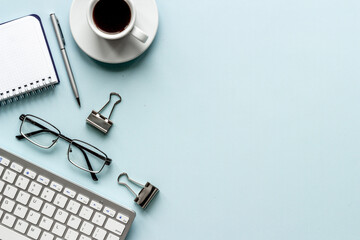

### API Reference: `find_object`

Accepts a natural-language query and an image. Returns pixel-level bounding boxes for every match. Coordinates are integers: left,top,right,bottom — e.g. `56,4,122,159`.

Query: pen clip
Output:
56,19,66,46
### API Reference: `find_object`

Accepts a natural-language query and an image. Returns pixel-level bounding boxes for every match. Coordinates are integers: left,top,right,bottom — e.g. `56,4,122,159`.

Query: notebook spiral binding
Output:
0,76,55,107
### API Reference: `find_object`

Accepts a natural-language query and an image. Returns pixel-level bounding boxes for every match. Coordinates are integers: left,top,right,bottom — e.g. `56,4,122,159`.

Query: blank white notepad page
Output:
0,15,58,97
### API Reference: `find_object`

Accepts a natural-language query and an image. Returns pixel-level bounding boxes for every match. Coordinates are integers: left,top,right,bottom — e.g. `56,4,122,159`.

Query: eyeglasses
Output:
16,114,112,181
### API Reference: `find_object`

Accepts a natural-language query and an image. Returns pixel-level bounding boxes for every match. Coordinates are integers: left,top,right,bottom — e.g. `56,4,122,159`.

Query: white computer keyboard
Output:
0,148,135,240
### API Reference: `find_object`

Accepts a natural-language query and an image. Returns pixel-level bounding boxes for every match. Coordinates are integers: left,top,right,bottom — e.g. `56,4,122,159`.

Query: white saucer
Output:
69,0,159,64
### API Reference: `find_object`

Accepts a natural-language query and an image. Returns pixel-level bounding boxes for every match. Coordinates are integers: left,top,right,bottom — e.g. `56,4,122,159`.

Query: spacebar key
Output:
0,224,31,240
104,218,125,236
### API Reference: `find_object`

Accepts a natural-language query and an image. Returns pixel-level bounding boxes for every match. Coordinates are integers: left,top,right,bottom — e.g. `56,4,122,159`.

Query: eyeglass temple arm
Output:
76,147,98,181
20,114,48,130
16,129,56,140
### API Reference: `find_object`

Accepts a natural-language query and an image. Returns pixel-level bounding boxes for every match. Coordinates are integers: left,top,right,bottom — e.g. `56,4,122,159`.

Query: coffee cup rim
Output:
87,0,136,40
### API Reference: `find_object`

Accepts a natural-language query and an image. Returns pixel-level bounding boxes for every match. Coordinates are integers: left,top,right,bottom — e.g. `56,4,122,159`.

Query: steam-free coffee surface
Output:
93,0,131,33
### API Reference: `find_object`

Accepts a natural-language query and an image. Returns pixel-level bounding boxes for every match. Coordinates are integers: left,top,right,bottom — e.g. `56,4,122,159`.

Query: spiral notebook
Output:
0,15,59,106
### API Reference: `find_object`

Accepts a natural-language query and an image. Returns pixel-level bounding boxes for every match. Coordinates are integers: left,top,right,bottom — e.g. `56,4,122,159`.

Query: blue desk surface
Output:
1,0,360,239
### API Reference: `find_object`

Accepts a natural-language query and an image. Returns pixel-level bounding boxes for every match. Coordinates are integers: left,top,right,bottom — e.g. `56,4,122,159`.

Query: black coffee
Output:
93,0,131,33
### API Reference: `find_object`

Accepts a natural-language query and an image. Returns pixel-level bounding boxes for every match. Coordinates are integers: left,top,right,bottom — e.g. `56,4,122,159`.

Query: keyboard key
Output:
2,169,17,183
27,225,41,239
16,190,31,205
107,233,120,240
39,216,54,231
0,156,10,166
3,184,18,199
29,196,43,211
67,215,82,229
67,215,81,229
0,180,4,192
79,206,93,220
37,175,50,185
14,204,28,218
24,168,36,179
116,213,129,224
28,181,42,196
104,218,125,236
92,212,106,226
66,199,81,214
54,209,69,223
40,232,55,240
0,223,32,240
27,210,41,224
90,200,103,211
0,165,4,176
14,219,29,234
15,175,30,190
103,206,115,217
54,193,68,208
0,209,3,218
2,213,16,227
41,187,56,202
79,235,92,240
63,187,76,198
93,227,107,240
52,222,66,237
76,193,89,204
10,162,23,173
50,181,63,192
80,221,94,235
65,228,79,240
42,203,56,217
1,198,15,212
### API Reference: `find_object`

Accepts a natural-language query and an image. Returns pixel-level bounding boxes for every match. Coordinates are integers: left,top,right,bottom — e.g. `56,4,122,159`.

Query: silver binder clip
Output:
86,92,122,134
117,173,159,209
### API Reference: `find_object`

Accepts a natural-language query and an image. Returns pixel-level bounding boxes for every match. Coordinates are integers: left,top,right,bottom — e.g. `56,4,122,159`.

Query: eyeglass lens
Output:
68,140,107,174
21,115,60,149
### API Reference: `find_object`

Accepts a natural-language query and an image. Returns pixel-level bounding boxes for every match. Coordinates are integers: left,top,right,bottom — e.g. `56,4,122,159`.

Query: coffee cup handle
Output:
131,26,148,43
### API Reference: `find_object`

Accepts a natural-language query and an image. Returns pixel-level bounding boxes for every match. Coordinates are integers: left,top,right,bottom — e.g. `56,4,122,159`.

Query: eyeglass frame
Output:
16,114,112,181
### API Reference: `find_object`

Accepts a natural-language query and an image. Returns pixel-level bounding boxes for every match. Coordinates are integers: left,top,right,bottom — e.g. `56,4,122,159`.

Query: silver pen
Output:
50,13,81,107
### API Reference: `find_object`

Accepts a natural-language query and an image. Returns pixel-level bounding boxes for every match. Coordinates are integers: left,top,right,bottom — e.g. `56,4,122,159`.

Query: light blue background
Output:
1,0,360,239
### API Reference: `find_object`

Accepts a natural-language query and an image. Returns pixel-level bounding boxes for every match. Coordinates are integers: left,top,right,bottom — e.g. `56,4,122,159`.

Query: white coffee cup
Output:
87,0,148,42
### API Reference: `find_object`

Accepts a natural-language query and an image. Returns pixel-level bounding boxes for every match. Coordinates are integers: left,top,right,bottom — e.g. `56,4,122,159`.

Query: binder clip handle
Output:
98,92,122,120
117,173,159,209
117,172,140,197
